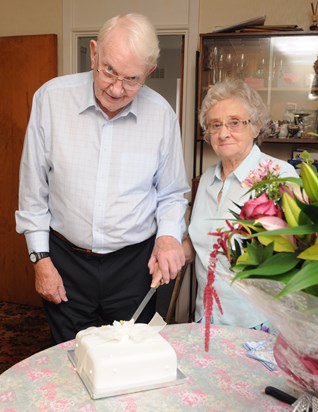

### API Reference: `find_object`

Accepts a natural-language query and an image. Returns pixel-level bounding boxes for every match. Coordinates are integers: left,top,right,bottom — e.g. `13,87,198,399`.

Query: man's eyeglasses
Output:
208,119,251,135
96,58,144,91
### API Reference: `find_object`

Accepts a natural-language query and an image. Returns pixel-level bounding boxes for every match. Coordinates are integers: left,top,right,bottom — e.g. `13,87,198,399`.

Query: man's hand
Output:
150,261,164,288
148,236,185,284
34,258,68,304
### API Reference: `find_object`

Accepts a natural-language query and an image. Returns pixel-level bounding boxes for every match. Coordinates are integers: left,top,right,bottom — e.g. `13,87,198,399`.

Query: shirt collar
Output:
209,144,261,185
209,162,222,186
234,145,261,183
115,86,142,119
78,72,97,113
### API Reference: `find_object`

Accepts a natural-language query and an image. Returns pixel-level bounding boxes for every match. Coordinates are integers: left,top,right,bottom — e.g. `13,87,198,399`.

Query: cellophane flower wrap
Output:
204,151,318,397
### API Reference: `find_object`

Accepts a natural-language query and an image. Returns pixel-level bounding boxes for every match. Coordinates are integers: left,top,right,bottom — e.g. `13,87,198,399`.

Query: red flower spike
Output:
225,219,235,230
203,238,223,352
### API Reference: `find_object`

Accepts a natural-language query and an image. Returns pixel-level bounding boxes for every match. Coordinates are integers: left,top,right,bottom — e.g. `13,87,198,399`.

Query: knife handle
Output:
265,386,297,405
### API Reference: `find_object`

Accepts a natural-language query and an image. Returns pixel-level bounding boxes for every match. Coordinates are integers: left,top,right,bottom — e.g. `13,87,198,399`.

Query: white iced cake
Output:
74,320,177,397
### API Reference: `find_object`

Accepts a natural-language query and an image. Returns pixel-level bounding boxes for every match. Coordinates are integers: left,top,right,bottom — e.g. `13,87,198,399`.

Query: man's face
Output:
90,28,154,119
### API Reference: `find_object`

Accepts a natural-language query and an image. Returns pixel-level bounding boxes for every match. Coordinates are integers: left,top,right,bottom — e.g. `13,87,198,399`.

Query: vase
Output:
218,267,318,396
274,333,318,394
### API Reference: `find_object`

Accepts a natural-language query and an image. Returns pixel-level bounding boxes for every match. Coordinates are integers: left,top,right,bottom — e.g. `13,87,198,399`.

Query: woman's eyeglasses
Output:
208,119,251,135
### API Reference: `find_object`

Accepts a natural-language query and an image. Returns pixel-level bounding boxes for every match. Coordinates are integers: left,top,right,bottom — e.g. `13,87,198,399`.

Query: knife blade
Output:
131,286,158,322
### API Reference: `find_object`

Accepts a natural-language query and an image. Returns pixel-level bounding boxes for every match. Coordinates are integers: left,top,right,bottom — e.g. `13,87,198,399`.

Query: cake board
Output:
68,350,187,400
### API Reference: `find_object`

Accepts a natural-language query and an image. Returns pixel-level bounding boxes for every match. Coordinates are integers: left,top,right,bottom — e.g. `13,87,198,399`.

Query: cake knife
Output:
131,285,158,322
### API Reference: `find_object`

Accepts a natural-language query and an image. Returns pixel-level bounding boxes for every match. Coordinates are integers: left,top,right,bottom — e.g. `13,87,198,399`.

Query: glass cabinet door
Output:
269,35,317,127
197,33,318,141
201,36,270,99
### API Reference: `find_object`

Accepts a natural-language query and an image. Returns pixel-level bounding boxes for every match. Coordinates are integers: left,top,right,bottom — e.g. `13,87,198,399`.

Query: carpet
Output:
0,301,52,374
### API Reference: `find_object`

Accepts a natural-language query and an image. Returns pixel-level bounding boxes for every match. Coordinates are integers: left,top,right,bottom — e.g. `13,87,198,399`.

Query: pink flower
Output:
255,216,288,231
259,160,281,175
239,193,283,220
242,161,281,188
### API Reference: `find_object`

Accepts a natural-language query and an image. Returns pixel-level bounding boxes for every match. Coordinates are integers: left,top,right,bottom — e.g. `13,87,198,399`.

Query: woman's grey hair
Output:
199,79,270,144
97,13,160,68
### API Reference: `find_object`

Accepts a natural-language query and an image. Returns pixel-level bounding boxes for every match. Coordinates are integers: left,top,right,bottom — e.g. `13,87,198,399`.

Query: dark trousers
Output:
43,231,156,344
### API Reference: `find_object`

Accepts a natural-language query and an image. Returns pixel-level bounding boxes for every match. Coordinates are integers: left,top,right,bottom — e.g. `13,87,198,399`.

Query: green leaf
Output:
296,201,318,224
232,252,300,280
245,241,263,264
231,238,243,261
228,205,241,220
227,216,257,227
246,268,298,284
298,244,318,260
276,261,318,297
282,191,301,227
262,242,274,261
258,235,295,252
235,245,259,267
251,223,318,237
242,177,303,196
300,150,314,163
300,163,318,201
235,253,253,267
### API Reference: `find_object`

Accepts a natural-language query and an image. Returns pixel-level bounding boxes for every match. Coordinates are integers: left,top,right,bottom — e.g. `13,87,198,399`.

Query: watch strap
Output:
29,252,50,263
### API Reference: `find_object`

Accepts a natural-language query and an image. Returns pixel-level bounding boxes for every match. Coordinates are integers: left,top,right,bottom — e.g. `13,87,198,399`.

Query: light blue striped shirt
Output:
16,71,189,254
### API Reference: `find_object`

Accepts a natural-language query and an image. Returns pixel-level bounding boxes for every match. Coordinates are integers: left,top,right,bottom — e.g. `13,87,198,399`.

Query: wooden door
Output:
0,34,57,305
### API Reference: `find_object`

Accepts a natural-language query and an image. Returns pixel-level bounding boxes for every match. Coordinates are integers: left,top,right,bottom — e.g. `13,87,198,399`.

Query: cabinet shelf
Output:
202,86,313,93
194,137,318,144
263,138,318,144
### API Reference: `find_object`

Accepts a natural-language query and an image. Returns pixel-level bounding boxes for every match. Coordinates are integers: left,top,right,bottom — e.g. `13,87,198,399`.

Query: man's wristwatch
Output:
29,252,50,263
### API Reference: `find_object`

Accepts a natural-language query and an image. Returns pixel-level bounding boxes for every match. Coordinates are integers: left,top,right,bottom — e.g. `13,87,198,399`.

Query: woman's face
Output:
207,97,256,164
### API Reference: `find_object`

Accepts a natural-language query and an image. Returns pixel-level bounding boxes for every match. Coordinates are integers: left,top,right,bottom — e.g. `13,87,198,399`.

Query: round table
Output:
0,323,296,411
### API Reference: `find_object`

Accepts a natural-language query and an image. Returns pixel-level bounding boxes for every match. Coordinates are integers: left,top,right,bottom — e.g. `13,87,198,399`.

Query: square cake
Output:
74,320,177,397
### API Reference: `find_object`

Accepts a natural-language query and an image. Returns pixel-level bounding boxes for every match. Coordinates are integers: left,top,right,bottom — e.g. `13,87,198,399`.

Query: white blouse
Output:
189,145,298,327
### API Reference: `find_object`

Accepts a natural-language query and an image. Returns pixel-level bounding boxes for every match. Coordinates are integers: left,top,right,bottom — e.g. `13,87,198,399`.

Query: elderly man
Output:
16,13,189,343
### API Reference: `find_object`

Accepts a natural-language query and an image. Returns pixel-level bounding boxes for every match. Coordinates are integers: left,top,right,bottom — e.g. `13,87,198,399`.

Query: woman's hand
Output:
182,235,196,264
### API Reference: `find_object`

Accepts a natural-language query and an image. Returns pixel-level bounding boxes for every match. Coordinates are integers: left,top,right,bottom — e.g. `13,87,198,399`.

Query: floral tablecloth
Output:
0,323,296,411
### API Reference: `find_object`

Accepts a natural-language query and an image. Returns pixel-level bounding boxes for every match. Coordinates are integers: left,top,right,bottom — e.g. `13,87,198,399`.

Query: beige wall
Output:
0,0,315,80
0,0,63,74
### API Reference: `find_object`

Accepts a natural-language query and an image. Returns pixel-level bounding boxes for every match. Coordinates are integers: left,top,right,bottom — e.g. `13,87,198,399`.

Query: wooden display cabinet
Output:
194,31,318,178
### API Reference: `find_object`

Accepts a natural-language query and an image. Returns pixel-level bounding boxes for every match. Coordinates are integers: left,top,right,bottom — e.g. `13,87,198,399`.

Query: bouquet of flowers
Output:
204,151,318,401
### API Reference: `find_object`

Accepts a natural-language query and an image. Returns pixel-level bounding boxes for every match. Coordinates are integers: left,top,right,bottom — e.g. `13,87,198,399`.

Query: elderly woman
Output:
184,78,298,329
